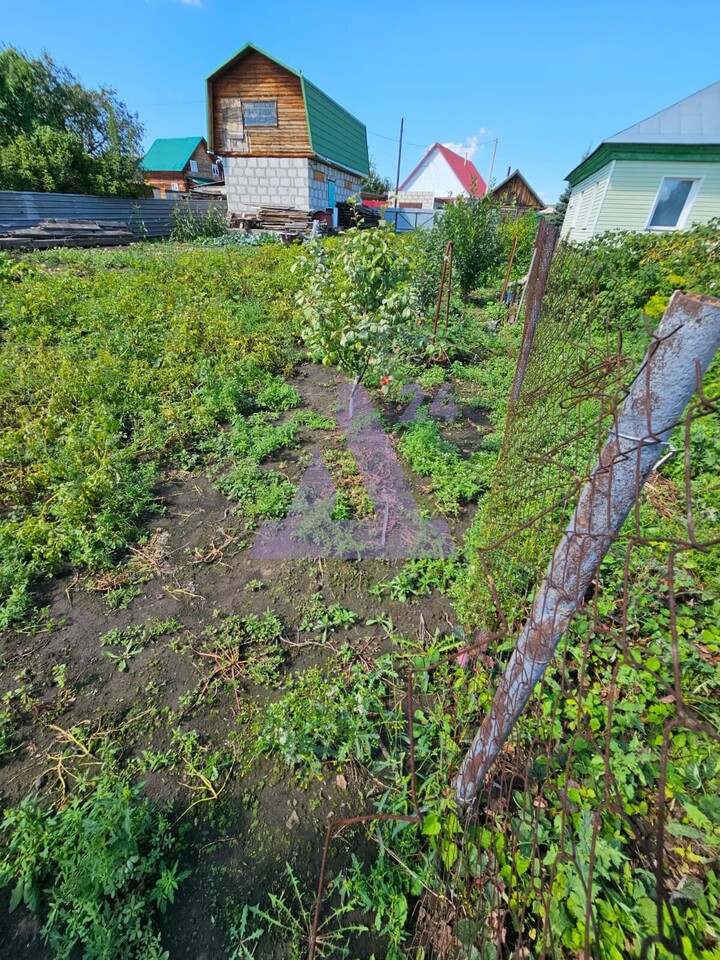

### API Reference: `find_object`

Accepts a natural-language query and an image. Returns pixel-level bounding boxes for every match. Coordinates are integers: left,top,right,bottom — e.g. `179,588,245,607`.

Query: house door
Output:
328,180,336,209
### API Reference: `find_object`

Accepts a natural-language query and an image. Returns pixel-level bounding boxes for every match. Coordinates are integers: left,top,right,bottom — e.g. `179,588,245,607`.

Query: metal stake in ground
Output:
455,290,720,806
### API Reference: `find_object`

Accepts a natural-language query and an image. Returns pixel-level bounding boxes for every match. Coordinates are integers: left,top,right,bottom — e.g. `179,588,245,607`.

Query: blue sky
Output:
3,0,720,203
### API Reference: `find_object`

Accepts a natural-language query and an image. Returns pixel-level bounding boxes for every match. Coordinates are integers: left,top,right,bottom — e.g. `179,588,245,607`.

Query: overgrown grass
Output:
0,243,300,625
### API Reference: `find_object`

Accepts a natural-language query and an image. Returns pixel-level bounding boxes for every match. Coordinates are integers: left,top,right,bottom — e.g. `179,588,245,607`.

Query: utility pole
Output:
486,138,498,194
394,118,404,230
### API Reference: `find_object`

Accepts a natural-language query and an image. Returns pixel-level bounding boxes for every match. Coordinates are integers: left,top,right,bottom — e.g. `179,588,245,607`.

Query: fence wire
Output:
311,237,720,960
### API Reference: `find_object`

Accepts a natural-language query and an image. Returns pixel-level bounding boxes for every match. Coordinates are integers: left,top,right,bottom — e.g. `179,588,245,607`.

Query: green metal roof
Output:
140,137,205,172
567,142,720,186
206,43,369,177
301,78,369,176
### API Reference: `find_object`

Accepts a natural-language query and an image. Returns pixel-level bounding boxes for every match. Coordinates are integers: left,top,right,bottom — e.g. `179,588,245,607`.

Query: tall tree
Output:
546,182,572,229
0,48,144,196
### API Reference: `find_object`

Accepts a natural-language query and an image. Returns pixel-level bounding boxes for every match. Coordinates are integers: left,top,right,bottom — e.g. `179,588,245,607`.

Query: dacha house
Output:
140,137,222,198
205,43,369,217
562,80,720,242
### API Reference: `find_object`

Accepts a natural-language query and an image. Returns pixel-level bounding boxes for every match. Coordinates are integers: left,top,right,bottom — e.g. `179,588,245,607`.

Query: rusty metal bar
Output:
499,235,519,304
455,290,720,805
509,219,559,403
432,240,453,344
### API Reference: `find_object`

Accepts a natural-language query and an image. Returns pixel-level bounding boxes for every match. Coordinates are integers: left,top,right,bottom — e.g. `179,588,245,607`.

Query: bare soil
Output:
0,364,488,959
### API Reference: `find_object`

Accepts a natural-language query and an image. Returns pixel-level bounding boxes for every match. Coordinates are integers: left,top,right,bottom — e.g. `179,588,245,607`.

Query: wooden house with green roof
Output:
140,136,221,198
206,43,369,215
561,80,720,242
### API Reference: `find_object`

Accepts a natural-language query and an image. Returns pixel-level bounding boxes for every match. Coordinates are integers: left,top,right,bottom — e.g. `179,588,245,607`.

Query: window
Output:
212,163,220,177
189,159,198,173
170,182,180,192
242,100,278,126
647,177,702,230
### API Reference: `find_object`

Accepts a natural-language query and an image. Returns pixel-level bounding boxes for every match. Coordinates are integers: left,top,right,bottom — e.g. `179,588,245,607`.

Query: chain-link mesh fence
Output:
311,230,720,960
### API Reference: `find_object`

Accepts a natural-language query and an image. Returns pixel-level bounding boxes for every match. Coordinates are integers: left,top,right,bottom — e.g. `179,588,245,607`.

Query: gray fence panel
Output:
383,208,441,232
0,191,227,239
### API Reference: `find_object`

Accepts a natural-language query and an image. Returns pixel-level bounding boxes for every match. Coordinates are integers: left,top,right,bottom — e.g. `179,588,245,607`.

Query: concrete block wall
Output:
387,190,436,209
225,156,310,213
308,160,362,212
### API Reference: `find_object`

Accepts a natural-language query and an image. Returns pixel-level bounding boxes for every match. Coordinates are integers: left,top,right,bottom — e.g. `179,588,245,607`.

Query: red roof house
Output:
394,142,487,207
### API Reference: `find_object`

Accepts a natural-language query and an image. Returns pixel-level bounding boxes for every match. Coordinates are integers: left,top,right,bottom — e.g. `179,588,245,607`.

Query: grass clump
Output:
396,419,492,515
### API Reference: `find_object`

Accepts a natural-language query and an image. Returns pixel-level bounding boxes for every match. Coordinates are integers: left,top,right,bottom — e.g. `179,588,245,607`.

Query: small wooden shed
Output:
490,169,543,215
140,137,221,198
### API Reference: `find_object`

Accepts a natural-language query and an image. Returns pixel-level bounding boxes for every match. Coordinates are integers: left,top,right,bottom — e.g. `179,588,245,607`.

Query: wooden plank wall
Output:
495,174,542,210
210,50,311,157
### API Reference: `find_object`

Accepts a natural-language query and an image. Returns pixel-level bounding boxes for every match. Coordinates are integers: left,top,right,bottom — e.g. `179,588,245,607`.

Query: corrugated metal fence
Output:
0,191,227,239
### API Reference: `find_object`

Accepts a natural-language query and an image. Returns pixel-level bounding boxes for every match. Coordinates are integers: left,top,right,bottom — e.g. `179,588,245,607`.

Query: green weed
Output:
100,617,182,672
0,772,187,960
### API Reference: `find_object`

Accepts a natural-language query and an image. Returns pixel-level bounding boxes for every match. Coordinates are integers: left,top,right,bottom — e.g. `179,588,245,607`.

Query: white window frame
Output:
170,181,180,192
645,175,703,231
189,159,198,173
211,163,220,177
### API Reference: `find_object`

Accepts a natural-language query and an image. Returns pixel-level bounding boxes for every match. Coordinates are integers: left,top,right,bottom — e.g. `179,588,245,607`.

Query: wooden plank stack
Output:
0,219,135,250
230,206,313,235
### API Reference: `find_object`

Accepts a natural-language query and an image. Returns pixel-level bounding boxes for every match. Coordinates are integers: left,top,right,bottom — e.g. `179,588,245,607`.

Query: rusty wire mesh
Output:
310,236,720,960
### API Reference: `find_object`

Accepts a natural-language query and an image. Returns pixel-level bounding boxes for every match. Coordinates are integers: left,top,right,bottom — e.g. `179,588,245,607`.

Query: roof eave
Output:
312,152,366,179
567,141,720,186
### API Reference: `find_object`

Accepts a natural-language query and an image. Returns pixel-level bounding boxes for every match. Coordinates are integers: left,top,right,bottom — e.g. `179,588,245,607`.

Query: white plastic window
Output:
647,177,701,230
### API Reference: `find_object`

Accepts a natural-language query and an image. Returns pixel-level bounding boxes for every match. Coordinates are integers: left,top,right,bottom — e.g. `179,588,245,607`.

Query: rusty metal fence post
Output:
456,290,720,805
510,219,559,402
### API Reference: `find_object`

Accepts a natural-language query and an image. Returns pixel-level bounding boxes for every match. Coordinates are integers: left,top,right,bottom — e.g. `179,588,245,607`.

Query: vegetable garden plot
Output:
0,222,719,960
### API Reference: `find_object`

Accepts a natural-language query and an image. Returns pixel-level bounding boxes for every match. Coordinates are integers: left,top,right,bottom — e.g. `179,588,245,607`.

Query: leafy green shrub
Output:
496,209,538,285
0,774,186,960
294,224,425,382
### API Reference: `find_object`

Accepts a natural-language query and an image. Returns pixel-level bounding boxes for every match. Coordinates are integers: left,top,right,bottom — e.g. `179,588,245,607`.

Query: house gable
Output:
206,43,369,176
400,143,487,199
567,81,720,186
606,79,720,146
491,169,543,210
207,45,311,159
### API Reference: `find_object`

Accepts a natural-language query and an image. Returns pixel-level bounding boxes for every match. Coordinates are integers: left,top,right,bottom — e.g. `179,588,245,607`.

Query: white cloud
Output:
177,0,202,6
441,132,490,160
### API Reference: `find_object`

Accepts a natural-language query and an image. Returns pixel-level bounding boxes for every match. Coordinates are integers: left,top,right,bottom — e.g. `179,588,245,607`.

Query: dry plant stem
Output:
456,291,720,805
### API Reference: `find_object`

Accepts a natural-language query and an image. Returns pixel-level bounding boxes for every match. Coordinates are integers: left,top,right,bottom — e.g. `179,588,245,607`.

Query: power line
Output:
369,129,497,150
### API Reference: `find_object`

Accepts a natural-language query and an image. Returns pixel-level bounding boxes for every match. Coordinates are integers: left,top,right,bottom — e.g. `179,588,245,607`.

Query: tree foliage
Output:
0,47,144,196
294,224,423,381
360,157,392,196
546,182,572,229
